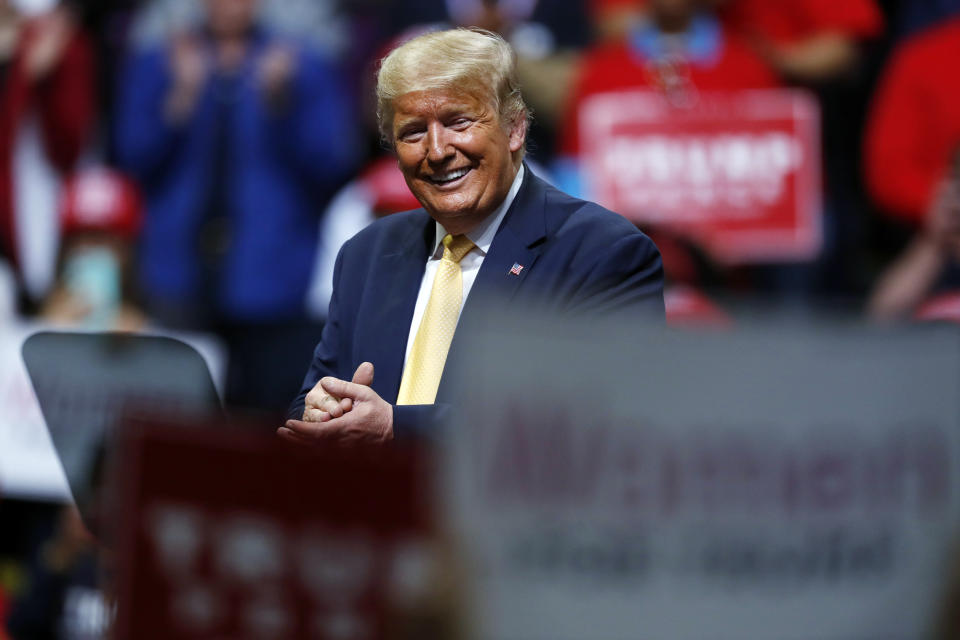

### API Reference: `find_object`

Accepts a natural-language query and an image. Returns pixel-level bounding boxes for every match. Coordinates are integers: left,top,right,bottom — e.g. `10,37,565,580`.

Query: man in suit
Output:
280,28,663,445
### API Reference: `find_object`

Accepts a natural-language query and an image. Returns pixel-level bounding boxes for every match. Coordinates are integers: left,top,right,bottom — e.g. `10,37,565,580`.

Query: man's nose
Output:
425,122,453,163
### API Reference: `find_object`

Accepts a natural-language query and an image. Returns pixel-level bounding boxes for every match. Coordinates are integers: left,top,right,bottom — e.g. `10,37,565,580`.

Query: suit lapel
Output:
462,165,547,315
361,213,433,403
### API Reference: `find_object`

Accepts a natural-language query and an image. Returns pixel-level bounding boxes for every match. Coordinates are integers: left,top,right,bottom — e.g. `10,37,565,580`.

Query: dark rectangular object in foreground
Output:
110,416,434,639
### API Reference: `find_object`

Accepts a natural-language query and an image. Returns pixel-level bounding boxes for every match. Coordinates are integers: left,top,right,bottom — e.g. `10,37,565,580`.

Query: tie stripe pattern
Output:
397,233,475,405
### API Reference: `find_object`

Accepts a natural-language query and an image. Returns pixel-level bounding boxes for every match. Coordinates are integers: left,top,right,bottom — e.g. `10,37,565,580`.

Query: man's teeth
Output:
430,168,469,183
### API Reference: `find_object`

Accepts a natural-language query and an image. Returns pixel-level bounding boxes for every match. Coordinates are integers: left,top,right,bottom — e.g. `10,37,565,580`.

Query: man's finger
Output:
277,426,315,445
305,391,343,418
283,419,340,440
351,361,375,386
304,407,391,445
278,421,328,445
320,376,369,401
324,396,344,418
284,419,319,437
284,419,353,445
302,407,334,423
301,413,358,441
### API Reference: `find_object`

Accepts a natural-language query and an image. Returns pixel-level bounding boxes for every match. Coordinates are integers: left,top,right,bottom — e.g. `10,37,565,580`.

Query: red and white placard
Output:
580,90,822,263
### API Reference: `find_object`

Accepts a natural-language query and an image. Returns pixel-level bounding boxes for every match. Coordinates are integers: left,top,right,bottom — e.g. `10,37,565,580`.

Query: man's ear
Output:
508,115,527,153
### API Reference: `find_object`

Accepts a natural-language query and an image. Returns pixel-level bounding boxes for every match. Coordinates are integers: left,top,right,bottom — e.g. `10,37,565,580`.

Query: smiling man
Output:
281,28,664,445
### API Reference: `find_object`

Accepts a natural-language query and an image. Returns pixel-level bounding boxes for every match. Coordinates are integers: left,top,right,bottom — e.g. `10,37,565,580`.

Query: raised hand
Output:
281,362,393,447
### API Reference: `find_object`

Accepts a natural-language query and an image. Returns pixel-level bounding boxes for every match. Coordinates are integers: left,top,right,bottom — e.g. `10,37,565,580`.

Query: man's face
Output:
204,0,258,37
392,88,525,235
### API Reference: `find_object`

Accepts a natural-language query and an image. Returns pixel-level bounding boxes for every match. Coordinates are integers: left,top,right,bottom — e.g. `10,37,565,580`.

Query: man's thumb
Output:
352,361,374,386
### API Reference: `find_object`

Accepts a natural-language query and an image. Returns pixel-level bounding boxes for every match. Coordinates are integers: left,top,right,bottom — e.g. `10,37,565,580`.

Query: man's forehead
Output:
393,88,493,119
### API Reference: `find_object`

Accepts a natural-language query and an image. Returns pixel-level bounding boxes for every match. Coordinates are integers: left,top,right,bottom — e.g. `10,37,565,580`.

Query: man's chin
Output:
426,206,487,235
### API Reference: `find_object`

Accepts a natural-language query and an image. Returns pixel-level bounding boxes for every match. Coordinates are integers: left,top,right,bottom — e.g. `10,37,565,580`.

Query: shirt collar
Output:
431,163,525,258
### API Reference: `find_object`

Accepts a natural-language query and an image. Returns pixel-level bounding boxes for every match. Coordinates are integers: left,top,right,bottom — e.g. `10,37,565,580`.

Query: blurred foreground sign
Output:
111,419,437,640
443,316,960,640
579,90,821,263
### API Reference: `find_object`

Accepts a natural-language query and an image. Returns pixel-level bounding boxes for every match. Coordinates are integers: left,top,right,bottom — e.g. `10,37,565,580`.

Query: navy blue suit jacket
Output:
289,166,664,437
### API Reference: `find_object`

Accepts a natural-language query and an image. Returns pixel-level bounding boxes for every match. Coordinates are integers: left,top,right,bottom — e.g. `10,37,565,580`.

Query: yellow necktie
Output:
397,233,475,405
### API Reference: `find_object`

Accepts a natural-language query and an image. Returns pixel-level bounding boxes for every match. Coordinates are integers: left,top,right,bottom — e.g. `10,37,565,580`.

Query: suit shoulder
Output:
541,182,656,249
339,208,429,256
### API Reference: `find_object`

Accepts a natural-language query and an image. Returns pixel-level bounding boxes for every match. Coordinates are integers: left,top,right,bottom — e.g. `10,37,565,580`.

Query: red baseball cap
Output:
60,168,143,239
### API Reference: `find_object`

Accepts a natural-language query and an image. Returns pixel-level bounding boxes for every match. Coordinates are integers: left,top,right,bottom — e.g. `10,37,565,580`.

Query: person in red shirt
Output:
717,0,883,82
561,0,779,156
557,0,762,318
865,16,960,226
589,0,883,82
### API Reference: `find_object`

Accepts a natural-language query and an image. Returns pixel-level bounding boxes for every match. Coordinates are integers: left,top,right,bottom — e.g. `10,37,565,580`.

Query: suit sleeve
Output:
392,404,451,442
568,230,665,319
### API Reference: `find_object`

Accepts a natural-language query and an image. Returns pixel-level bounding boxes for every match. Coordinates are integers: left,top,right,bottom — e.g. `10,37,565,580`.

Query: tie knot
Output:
441,234,474,264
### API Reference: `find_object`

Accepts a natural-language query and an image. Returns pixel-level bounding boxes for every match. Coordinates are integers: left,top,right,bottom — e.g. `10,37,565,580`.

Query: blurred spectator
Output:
865,15,960,226
560,0,779,158
589,0,644,42
305,155,418,319
718,0,884,83
720,0,883,300
113,0,358,412
561,1,863,304
383,0,591,55
868,151,960,321
590,0,883,80
0,0,95,308
41,167,145,331
127,0,350,61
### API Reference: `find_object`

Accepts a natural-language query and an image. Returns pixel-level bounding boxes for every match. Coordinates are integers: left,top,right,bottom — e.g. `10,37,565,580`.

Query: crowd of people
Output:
0,0,959,636
0,0,956,404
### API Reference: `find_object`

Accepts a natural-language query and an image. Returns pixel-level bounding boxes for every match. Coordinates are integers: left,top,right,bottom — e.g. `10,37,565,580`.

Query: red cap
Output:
60,168,143,239
361,156,422,215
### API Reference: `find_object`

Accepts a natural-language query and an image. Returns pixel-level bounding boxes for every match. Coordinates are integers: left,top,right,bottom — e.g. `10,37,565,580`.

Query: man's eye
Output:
399,129,425,142
450,118,472,129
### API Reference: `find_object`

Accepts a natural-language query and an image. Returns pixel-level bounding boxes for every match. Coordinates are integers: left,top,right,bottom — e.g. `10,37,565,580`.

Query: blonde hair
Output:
376,28,529,145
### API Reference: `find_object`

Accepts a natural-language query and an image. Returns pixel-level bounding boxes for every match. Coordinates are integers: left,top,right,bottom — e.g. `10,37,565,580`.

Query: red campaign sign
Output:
110,416,440,640
579,90,822,263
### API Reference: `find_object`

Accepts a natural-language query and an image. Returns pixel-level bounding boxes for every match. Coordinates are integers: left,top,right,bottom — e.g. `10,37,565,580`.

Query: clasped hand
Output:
277,362,394,446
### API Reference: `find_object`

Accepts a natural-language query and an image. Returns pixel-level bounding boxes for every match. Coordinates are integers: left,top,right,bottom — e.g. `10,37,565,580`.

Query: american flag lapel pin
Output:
509,263,524,276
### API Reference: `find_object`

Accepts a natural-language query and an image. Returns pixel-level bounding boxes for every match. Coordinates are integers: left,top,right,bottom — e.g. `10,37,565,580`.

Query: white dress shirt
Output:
402,164,525,367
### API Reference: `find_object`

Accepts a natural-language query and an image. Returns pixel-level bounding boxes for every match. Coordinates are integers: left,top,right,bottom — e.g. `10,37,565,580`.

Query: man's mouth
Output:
426,167,471,186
